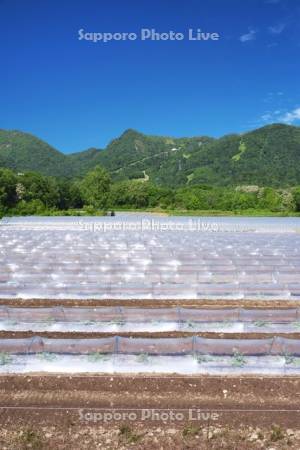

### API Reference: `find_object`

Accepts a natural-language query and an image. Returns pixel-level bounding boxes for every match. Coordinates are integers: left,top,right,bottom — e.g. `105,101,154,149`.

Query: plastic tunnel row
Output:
1,336,300,356
1,306,300,323
1,287,300,300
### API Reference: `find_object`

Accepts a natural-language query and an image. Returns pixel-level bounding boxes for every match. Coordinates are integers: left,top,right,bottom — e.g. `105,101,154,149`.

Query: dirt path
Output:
1,298,299,308
1,330,300,339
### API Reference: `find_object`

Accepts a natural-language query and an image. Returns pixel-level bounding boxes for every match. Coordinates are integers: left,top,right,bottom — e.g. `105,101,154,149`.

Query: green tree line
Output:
1,166,300,217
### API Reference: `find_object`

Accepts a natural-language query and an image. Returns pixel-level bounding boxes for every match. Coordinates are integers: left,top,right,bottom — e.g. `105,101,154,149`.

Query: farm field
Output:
1,214,300,448
1,215,300,301
0,215,300,375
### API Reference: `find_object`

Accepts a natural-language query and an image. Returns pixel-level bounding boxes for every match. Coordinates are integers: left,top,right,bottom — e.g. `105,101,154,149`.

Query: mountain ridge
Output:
0,124,300,187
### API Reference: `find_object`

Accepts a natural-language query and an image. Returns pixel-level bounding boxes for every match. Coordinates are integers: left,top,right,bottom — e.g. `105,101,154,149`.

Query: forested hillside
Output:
1,124,300,187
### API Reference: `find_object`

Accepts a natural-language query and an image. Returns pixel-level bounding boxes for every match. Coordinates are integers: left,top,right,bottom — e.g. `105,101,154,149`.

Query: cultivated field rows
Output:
1,216,300,375
0,221,300,299
1,335,300,375
1,306,300,333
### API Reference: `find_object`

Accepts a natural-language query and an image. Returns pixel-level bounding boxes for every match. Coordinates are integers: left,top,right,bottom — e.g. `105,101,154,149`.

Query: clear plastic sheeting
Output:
41,337,115,355
271,336,300,356
1,336,300,374
0,335,299,355
1,306,300,333
117,337,193,355
194,337,274,355
1,216,300,300
2,214,300,233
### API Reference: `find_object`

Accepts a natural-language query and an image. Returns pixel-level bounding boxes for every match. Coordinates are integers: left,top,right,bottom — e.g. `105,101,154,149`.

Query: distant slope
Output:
0,130,71,177
95,129,213,185
1,124,300,187
185,124,300,187
68,147,104,176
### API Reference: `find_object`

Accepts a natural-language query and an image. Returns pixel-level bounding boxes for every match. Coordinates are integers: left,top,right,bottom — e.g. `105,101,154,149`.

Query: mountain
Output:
1,124,300,187
0,130,71,177
184,124,300,187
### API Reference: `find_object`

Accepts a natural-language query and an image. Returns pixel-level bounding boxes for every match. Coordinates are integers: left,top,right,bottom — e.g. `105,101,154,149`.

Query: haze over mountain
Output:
0,124,300,187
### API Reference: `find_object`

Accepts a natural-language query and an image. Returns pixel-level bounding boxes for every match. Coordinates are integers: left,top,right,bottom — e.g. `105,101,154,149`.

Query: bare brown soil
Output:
1,330,300,340
1,297,299,308
1,423,299,449
0,374,300,449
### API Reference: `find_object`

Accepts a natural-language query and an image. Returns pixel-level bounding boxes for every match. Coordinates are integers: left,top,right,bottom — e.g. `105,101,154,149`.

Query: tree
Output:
56,179,83,210
80,166,111,209
109,180,150,208
69,182,84,209
258,187,282,212
19,172,60,208
292,187,300,212
0,168,17,210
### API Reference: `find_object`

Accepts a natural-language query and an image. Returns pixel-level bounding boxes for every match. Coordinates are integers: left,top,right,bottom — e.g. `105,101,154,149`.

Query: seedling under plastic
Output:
136,353,150,363
283,351,295,365
87,352,110,362
37,352,57,362
253,320,269,327
0,352,12,365
231,350,247,367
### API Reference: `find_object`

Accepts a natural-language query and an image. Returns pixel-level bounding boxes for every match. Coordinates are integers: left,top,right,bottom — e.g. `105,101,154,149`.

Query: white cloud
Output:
280,108,300,124
258,94,300,126
261,113,273,121
268,23,286,34
261,110,283,122
239,29,257,42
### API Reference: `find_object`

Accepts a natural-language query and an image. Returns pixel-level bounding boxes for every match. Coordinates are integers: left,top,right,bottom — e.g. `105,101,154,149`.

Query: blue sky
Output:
0,0,300,153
